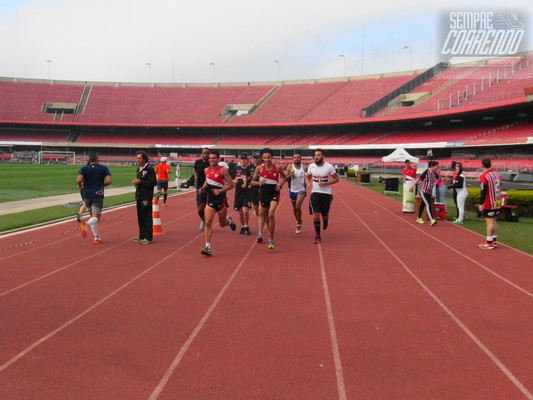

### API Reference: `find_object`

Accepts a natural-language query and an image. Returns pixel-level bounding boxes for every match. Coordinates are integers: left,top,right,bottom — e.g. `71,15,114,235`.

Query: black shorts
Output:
482,208,501,218
309,192,333,216
234,190,251,211
259,185,279,208
207,194,229,212
196,190,207,206
157,180,169,191
247,187,259,206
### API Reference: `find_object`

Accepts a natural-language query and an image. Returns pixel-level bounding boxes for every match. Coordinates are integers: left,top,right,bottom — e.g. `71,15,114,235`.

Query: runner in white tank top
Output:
285,153,307,234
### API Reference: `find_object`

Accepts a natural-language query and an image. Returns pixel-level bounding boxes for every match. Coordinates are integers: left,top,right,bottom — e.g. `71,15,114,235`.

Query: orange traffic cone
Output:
152,197,165,235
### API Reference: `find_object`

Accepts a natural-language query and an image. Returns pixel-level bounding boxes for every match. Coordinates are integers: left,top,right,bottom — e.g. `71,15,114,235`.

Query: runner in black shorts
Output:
194,148,210,232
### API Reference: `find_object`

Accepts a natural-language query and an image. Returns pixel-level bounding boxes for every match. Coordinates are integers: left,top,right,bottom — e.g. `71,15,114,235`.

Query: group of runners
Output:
194,147,339,256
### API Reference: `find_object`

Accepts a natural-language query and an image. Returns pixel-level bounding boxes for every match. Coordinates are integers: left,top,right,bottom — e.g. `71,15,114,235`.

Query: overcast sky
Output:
0,0,531,84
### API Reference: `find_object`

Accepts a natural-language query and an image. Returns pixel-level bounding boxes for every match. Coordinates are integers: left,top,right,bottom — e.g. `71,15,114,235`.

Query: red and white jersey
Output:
402,166,417,180
205,165,225,188
258,164,280,186
479,169,502,209
308,162,336,194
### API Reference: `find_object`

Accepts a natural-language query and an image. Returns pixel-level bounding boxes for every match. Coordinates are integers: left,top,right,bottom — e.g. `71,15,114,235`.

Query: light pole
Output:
145,62,152,82
274,60,279,81
338,54,346,76
46,59,52,79
210,62,216,82
403,45,412,70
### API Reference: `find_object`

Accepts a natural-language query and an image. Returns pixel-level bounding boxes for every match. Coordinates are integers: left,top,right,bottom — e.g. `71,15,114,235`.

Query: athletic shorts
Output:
309,192,333,216
157,180,169,191
482,208,501,218
234,190,251,211
259,185,279,208
289,189,306,202
247,187,259,206
196,190,207,206
207,194,229,212
84,198,104,215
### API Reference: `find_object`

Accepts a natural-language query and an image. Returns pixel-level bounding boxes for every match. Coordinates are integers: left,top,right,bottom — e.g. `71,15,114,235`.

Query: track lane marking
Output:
338,194,533,400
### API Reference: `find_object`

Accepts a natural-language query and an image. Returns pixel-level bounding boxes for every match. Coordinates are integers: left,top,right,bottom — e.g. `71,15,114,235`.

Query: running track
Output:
0,180,531,399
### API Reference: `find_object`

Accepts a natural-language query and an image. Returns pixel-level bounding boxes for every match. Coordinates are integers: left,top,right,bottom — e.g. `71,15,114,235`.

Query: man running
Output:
193,148,210,232
198,150,237,256
233,152,252,235
285,152,307,234
76,152,112,245
251,148,286,249
306,149,339,244
155,156,171,206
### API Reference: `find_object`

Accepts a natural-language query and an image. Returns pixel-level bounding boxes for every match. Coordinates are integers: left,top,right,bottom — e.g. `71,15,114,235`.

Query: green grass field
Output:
1,165,531,254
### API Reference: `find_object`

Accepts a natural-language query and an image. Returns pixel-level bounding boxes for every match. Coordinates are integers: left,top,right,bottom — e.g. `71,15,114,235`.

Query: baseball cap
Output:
240,152,248,158
160,157,167,163
252,151,261,158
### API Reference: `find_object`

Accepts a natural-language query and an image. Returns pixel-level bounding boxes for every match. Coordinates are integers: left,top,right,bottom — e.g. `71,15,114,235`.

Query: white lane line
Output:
0,232,202,373
0,211,197,297
318,244,347,400
347,187,533,298
149,241,256,400
338,195,533,400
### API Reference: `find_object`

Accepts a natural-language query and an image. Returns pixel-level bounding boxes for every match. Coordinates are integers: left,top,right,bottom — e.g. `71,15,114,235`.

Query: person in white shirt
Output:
305,149,339,244
285,152,307,234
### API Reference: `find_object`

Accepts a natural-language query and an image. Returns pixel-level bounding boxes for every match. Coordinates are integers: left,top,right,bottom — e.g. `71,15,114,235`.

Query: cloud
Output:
0,0,530,83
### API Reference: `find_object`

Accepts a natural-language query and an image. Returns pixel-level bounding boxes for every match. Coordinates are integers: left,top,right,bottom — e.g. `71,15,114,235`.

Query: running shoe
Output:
201,245,212,256
132,237,141,243
314,235,321,244
199,220,205,232
256,233,263,243
93,237,102,245
323,219,328,231
453,219,463,224
268,239,275,250
245,226,251,235
430,219,437,226
79,220,88,238
478,241,495,250
226,216,236,231
492,240,498,248
295,224,302,234
240,227,246,235
416,218,424,224
76,213,82,223
140,239,152,245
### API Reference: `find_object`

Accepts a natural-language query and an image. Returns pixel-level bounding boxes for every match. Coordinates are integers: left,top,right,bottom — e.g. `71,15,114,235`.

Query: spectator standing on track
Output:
305,149,339,244
251,148,287,250
233,152,252,235
409,160,440,226
285,152,307,234
155,156,171,206
478,158,503,250
132,151,157,245
198,150,236,256
193,148,210,232
76,152,112,245
447,162,468,224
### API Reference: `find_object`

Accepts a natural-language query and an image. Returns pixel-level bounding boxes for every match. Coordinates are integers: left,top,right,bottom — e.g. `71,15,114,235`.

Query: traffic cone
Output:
152,197,165,235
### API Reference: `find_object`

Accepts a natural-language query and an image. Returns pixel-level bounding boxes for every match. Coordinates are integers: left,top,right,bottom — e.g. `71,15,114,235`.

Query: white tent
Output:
381,147,419,163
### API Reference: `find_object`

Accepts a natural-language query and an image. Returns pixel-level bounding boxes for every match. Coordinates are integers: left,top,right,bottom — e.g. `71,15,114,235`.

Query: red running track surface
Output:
0,180,532,400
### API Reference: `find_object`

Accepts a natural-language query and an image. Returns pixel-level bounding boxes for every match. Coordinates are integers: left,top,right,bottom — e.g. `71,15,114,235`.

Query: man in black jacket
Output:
132,151,157,244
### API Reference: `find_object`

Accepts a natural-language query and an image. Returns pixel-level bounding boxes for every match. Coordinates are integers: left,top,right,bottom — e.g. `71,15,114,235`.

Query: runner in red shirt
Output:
198,150,236,256
478,158,503,250
251,148,287,249
155,157,171,206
